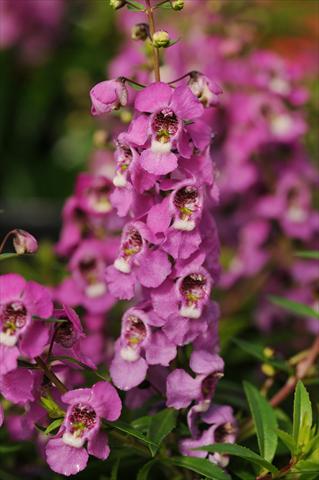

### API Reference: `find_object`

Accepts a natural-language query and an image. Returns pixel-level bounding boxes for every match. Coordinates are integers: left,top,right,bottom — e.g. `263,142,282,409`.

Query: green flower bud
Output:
152,30,170,48
131,23,149,41
110,0,126,10
170,0,184,10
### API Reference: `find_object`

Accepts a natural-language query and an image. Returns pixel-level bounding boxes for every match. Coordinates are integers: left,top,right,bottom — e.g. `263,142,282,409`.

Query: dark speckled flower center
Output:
174,186,199,218
122,228,143,258
69,403,97,435
180,273,208,303
152,108,178,141
201,372,221,399
87,184,111,213
214,422,235,443
118,143,133,171
1,302,27,335
124,315,147,347
79,257,98,285
55,321,77,348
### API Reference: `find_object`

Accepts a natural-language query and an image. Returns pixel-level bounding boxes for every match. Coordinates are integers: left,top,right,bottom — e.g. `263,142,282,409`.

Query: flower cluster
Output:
89,64,236,459
111,0,318,336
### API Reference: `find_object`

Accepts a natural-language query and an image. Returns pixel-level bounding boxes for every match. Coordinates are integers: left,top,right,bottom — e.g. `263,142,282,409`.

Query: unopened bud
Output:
110,0,126,9
13,229,38,254
131,23,149,41
261,363,275,377
152,30,170,48
170,0,184,10
263,347,274,358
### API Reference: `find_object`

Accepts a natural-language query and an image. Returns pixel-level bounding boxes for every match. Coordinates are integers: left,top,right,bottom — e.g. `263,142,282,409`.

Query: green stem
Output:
145,0,161,82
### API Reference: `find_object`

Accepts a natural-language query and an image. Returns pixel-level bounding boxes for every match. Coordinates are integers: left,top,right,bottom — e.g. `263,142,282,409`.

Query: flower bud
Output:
188,71,223,107
110,0,126,9
152,30,170,48
13,229,38,254
131,23,149,41
90,78,128,115
170,0,184,10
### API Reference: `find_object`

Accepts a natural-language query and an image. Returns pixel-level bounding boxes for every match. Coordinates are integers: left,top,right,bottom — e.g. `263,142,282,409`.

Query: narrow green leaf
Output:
275,429,295,454
168,456,231,480
111,458,120,480
0,253,20,261
44,418,64,435
136,460,157,480
293,381,313,452
269,296,319,319
105,419,158,448
125,79,144,91
195,443,278,474
131,416,151,433
295,251,319,260
0,444,21,454
127,0,144,11
147,408,177,455
243,382,278,463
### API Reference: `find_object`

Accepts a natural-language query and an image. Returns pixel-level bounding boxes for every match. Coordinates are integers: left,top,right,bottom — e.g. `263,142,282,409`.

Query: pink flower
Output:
90,78,128,115
166,351,224,410
0,274,53,375
12,229,38,254
188,72,223,107
110,307,176,391
135,82,204,175
106,221,171,300
46,381,122,476
0,404,3,427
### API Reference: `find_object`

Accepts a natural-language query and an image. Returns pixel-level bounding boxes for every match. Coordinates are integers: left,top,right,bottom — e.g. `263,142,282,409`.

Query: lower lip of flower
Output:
173,185,200,231
0,302,27,345
120,314,147,361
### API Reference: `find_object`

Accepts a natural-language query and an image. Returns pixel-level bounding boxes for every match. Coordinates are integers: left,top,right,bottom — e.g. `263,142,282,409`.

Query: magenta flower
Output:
50,306,96,369
75,173,113,216
180,404,237,467
106,221,171,300
46,381,122,476
56,239,116,314
0,273,53,375
135,82,204,175
110,307,176,391
90,78,128,115
188,72,223,107
166,351,224,410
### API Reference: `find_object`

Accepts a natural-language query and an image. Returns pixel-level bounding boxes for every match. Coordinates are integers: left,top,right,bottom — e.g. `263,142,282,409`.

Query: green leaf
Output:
232,338,291,373
243,382,278,463
125,79,144,91
293,381,313,453
44,418,64,435
111,458,120,480
0,253,20,261
158,1,171,8
136,460,157,480
0,444,21,454
50,355,108,380
295,250,319,260
269,296,319,319
195,443,278,474
104,419,158,448
40,395,65,419
168,456,231,480
275,429,295,454
127,0,144,11
147,408,177,455
131,416,151,433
